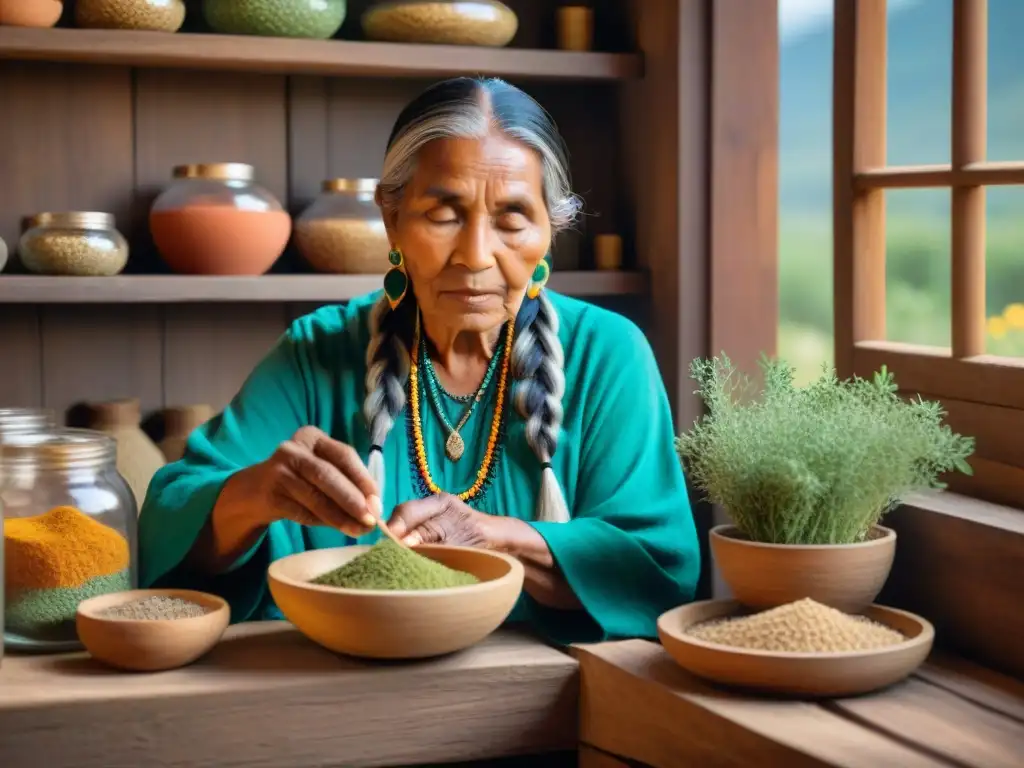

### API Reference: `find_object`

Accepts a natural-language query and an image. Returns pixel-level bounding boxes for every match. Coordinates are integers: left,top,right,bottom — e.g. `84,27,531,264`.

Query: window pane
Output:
778,0,834,385
886,189,951,347
985,187,1024,356
986,0,1024,162
887,0,951,166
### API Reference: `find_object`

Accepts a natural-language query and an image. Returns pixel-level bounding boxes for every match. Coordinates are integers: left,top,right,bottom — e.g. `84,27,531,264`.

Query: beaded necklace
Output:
421,330,504,461
407,312,514,502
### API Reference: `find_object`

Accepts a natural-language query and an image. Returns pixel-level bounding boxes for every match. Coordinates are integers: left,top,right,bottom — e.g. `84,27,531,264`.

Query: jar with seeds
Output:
361,1,518,47
18,212,129,277
1,429,137,653
294,178,391,274
75,0,187,32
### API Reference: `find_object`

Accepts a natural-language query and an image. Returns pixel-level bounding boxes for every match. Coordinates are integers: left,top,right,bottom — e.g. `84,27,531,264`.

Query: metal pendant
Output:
445,431,465,461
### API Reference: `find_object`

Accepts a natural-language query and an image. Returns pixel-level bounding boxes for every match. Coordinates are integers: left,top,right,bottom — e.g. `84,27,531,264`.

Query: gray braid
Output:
362,296,412,492
512,291,570,522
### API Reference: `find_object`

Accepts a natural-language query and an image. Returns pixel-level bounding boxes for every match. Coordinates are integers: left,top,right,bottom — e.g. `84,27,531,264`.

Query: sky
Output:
779,0,923,42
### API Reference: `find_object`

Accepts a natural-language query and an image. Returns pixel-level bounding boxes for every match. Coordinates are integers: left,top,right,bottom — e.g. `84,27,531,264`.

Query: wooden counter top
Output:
574,640,1024,768
0,622,579,768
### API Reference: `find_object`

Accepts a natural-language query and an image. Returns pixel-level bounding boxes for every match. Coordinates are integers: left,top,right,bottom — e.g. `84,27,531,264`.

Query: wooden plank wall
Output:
0,56,628,422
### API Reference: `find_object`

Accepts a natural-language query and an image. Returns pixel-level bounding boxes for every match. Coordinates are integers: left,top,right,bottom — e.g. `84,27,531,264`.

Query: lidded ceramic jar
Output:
361,1,518,46
202,0,347,39
0,429,138,653
294,178,390,274
149,163,292,275
158,404,214,463
19,212,129,276
0,0,63,28
85,398,167,512
75,0,187,32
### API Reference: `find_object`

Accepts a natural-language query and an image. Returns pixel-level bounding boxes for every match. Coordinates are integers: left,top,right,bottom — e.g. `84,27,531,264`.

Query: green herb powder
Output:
311,540,480,591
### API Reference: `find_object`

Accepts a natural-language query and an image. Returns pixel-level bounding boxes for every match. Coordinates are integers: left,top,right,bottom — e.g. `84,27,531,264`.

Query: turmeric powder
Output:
4,505,130,592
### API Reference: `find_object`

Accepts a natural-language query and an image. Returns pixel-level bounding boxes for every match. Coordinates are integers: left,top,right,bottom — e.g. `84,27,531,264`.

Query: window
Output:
833,0,1024,508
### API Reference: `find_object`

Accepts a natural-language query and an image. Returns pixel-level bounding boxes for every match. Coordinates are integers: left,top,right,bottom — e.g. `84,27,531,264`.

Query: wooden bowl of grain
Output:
657,598,934,697
76,589,230,672
267,544,524,659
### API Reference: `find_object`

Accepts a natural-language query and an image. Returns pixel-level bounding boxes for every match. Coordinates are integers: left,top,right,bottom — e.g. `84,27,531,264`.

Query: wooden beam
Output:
854,161,1024,190
834,0,888,378
709,0,779,376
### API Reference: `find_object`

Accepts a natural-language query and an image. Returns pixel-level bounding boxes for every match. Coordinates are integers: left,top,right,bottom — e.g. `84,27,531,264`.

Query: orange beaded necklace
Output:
408,311,514,501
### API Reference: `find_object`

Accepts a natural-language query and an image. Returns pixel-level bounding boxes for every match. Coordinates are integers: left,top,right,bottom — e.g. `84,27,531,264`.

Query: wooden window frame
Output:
833,0,1024,509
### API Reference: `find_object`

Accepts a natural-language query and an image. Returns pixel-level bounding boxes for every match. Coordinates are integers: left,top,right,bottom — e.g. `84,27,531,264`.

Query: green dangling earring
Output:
527,255,551,299
384,247,408,310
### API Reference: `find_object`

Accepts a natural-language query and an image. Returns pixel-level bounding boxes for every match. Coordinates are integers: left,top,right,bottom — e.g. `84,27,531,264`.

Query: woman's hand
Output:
387,494,495,548
188,426,379,574
387,495,582,610
244,426,380,536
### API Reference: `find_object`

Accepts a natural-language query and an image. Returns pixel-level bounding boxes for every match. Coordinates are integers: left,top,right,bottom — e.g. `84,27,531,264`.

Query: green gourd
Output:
312,540,479,590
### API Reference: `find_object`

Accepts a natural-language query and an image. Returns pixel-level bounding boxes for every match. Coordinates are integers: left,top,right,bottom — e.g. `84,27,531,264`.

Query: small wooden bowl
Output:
657,599,934,697
76,589,230,672
268,545,524,659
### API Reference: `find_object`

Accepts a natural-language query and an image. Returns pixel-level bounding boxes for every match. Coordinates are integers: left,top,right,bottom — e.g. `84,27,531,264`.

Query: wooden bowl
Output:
710,524,897,613
657,598,934,697
76,589,229,672
267,544,525,659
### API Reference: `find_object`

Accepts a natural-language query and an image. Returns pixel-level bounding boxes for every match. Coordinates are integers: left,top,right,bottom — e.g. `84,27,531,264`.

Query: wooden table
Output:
0,622,579,768
574,640,1024,768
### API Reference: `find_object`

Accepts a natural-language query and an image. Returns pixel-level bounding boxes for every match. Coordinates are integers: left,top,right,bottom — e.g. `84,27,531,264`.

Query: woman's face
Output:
383,133,552,335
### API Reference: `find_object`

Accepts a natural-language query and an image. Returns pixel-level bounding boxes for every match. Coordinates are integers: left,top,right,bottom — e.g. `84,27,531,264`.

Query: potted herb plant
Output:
676,355,975,613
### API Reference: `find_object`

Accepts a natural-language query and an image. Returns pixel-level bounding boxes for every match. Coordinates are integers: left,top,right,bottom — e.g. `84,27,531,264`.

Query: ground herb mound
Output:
311,540,480,591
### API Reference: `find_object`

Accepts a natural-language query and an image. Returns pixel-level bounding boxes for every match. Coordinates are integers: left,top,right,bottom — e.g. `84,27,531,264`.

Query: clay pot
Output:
158,404,214,462
709,524,897,613
86,398,167,512
0,0,63,28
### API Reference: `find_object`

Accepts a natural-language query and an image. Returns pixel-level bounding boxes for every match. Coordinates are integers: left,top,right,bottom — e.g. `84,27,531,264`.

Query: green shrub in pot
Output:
675,354,975,612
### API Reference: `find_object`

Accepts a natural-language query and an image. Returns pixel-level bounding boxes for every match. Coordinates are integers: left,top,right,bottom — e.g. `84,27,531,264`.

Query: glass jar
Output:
18,212,129,277
361,1,518,46
150,163,292,275
0,408,57,439
295,179,390,274
1,429,137,653
75,0,186,32
0,0,63,28
203,0,347,39
0,234,8,273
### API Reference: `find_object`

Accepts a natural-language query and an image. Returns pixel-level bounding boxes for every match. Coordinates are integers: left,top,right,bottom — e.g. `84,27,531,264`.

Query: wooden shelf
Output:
0,27,643,81
0,271,648,303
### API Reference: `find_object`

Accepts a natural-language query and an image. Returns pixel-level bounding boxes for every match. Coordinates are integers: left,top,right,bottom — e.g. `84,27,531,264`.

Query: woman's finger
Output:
311,435,380,501
388,495,457,541
279,441,376,529
275,463,371,537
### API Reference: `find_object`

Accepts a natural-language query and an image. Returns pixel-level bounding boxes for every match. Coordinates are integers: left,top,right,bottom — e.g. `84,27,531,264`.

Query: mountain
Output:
780,0,1024,218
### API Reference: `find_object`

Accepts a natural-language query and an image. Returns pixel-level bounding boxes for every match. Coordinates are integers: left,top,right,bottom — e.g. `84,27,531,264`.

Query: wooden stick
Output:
367,494,409,548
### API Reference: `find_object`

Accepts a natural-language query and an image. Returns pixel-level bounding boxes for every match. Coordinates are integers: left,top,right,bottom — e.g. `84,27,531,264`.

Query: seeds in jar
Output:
75,0,186,32
75,0,186,31
99,595,212,621
684,598,906,653
202,0,347,40
19,231,128,276
294,219,390,274
362,1,518,47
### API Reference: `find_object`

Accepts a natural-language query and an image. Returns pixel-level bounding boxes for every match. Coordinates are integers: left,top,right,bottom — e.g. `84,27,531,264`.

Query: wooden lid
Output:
88,398,141,429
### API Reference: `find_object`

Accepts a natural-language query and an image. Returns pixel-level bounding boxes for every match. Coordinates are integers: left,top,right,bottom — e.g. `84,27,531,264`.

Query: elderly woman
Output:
139,77,700,644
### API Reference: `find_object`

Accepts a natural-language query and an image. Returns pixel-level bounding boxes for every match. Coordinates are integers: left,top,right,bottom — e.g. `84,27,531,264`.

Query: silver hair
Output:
364,78,575,523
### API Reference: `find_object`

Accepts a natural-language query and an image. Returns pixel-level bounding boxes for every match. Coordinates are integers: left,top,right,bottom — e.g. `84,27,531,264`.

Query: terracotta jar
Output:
158,404,214,463
85,399,166,512
0,1,63,28
149,163,292,275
